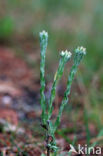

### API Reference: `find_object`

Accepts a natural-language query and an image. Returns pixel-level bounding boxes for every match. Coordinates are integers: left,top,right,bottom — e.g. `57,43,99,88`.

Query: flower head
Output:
39,30,48,52
74,46,86,65
75,46,86,55
60,50,72,60
39,30,48,39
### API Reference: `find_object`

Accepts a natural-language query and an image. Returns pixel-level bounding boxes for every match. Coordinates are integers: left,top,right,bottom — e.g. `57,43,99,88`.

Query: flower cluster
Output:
40,30,48,39
75,46,86,55
39,30,48,52
60,50,72,60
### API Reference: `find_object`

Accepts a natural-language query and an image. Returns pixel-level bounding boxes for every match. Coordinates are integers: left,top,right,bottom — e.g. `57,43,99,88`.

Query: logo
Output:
69,144,102,155
69,144,77,153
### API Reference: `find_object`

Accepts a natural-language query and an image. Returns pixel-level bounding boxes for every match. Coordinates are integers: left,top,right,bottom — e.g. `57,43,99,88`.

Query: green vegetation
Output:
40,30,86,155
0,0,103,155
0,16,14,40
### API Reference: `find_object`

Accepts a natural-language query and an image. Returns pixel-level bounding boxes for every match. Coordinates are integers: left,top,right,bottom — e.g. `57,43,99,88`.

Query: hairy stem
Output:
48,51,71,120
40,31,48,124
54,64,78,130
46,135,50,156
54,47,86,131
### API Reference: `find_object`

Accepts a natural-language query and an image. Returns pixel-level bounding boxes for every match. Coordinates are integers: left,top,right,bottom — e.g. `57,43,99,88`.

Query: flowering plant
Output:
39,30,86,156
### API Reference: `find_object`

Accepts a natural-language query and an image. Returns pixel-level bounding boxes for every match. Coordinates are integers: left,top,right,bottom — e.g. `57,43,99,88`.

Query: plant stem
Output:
46,121,50,156
54,47,86,131
47,141,50,156
39,31,48,124
46,134,50,156
48,51,71,120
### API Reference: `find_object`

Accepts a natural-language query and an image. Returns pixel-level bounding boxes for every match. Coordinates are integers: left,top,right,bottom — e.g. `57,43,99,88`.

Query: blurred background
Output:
0,0,103,152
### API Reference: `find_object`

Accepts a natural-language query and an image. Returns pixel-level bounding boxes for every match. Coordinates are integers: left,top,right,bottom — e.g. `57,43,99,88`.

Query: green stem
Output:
48,52,71,120
54,47,86,131
54,63,78,131
40,31,48,124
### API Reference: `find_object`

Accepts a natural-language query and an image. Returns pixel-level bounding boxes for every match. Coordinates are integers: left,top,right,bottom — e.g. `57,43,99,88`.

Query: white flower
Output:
60,50,72,59
39,30,48,38
76,46,86,55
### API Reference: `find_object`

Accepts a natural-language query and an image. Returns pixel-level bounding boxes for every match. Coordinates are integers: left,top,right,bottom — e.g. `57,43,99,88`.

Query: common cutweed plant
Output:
39,30,86,156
